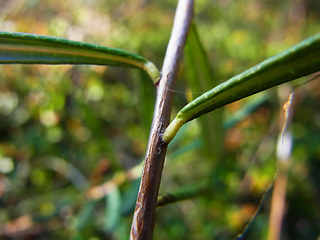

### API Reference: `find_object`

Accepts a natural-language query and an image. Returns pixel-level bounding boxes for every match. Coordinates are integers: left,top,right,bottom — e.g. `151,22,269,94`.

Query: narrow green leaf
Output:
184,24,224,159
0,32,160,83
136,70,156,135
121,179,141,215
167,95,269,159
163,33,320,143
76,200,97,230
105,187,121,232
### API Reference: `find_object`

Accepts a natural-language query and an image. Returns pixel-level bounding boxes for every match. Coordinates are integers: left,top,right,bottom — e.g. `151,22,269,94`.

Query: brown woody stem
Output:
130,0,194,239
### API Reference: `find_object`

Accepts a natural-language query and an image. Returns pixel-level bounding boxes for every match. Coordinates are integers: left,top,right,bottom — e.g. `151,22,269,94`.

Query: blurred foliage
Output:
0,0,320,239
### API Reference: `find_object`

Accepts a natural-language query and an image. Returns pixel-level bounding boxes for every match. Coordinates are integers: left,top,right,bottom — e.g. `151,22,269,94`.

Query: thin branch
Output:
268,90,295,240
157,181,207,207
235,179,275,240
130,0,194,239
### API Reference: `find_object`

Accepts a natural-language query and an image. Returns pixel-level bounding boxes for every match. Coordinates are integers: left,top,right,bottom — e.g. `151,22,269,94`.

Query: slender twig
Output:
130,1,194,239
235,179,275,240
268,90,295,240
157,181,207,207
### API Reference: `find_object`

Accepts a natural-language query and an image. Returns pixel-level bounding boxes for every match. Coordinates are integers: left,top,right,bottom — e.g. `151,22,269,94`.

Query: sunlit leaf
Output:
0,32,160,83
163,33,320,143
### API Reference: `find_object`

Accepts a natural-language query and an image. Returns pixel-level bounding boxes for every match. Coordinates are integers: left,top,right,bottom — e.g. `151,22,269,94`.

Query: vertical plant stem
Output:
130,0,193,239
268,91,295,240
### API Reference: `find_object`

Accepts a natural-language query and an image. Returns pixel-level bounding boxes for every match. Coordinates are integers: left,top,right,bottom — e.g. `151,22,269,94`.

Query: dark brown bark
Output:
130,0,194,239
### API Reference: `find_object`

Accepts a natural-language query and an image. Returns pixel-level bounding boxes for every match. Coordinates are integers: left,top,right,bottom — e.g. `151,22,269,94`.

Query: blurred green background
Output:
0,0,320,239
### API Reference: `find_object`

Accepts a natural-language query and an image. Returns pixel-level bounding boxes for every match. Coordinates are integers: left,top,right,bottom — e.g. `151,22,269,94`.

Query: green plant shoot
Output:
0,32,160,83
162,33,320,143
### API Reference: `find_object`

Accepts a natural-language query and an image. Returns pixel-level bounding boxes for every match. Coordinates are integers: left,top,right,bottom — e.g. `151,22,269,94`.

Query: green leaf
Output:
184,24,224,159
105,187,121,232
76,200,97,230
121,179,141,215
0,32,160,83
167,95,268,159
163,33,320,143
